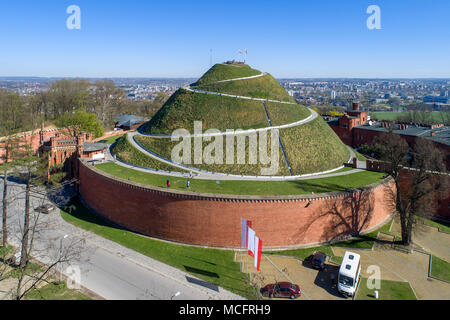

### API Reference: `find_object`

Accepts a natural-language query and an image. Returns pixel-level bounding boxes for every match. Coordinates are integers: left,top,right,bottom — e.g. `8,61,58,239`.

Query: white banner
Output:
247,228,256,257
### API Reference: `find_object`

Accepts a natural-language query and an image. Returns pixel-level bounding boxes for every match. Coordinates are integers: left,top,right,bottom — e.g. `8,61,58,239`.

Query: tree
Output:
376,133,448,246
94,80,124,128
55,109,105,138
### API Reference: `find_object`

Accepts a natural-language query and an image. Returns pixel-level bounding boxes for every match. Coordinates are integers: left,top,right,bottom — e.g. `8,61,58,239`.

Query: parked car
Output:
311,252,327,270
261,282,301,299
34,204,57,214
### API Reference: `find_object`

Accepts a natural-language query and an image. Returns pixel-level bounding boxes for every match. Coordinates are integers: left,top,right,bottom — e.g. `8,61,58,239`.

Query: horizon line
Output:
1,75,450,81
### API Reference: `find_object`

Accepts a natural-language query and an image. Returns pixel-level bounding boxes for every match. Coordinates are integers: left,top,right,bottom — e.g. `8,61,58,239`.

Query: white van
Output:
337,251,361,298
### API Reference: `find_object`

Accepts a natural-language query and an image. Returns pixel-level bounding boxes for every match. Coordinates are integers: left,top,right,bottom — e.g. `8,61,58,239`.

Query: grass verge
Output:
431,255,450,282
60,199,257,299
25,281,92,300
95,162,386,196
97,134,125,145
421,218,450,234
356,278,417,300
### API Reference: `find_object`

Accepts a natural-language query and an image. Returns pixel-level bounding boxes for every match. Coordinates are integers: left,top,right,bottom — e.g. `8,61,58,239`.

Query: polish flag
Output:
247,227,256,258
238,50,243,55
244,49,248,54
254,237,262,271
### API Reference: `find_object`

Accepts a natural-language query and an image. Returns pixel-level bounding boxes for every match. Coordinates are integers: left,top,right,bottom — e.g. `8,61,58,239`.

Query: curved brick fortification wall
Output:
78,161,395,248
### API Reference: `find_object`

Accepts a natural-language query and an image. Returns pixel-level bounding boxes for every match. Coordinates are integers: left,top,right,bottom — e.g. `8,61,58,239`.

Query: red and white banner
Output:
254,236,262,271
247,227,256,258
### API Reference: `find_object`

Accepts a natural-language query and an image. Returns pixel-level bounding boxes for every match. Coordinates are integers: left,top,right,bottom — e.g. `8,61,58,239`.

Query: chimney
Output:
352,102,360,111
431,132,436,137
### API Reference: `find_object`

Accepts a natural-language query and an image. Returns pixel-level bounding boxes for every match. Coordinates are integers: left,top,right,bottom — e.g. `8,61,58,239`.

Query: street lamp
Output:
171,291,181,300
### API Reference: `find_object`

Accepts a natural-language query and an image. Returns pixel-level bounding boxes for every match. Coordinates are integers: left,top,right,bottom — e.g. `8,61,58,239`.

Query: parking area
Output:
241,218,450,300
240,253,345,300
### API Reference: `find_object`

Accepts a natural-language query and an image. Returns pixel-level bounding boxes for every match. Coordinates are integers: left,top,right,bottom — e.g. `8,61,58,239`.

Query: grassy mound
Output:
142,89,269,135
193,73,295,103
138,63,351,176
281,117,350,174
135,134,291,176
193,63,262,86
265,102,311,127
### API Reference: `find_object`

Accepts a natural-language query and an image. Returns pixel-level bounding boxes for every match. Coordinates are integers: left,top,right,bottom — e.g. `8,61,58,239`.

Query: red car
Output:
261,282,301,299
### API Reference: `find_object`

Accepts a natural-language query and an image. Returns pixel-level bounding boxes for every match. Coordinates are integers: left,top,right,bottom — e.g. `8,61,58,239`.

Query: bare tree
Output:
4,177,86,300
377,133,448,246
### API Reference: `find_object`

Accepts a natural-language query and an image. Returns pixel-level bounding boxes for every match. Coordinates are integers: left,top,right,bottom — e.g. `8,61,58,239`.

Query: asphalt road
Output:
0,178,243,300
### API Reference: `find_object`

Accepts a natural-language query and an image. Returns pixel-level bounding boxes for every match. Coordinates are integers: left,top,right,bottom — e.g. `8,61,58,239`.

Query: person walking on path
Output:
167,180,171,188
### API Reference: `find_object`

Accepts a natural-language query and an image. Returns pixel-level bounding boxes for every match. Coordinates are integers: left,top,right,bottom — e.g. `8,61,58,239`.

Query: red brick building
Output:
0,128,108,169
327,103,450,169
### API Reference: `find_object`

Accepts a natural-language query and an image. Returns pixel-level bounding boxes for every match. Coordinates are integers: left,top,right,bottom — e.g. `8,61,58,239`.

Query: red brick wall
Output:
79,161,396,248
366,160,450,219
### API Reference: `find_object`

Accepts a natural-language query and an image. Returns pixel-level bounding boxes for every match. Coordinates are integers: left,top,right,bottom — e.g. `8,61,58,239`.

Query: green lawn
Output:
266,219,394,263
356,279,417,300
354,150,367,162
265,246,341,264
60,200,257,299
422,218,450,234
95,162,387,196
369,111,448,123
331,219,394,250
431,255,450,282
97,134,125,145
25,282,92,300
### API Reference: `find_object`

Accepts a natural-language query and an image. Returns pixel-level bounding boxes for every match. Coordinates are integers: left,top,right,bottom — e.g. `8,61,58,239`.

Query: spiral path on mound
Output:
108,73,355,180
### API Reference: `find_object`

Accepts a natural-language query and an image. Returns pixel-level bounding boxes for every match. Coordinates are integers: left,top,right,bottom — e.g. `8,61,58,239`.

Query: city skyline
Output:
1,0,450,78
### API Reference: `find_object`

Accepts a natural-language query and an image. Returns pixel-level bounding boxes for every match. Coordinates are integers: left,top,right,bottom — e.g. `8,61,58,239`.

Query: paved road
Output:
1,179,244,300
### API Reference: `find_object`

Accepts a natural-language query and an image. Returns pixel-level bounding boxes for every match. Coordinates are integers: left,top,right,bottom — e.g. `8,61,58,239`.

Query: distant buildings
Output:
330,90,336,100
423,95,450,104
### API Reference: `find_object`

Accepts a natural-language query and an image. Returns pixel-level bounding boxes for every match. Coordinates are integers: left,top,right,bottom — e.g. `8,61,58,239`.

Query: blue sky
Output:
0,0,449,78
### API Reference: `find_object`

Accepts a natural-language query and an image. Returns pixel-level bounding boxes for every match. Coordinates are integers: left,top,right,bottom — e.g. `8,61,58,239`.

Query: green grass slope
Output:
112,135,186,172
142,89,269,134
134,134,291,176
193,63,262,86
281,117,350,174
194,73,295,103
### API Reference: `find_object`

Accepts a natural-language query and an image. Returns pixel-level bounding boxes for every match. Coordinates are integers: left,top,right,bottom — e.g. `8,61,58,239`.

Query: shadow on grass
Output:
183,265,220,279
62,198,124,231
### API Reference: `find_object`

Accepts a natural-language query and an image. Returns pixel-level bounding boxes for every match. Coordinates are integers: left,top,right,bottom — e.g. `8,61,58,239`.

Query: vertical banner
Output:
241,219,247,248
254,237,262,271
247,228,256,258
